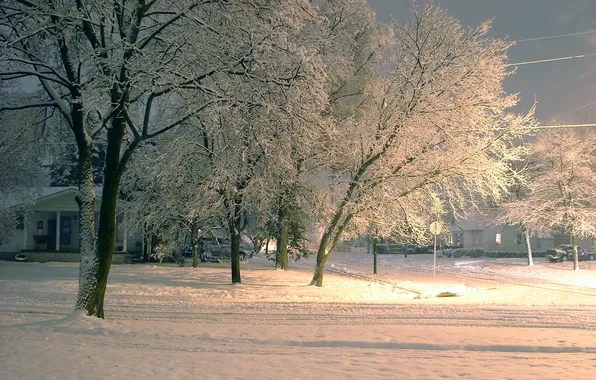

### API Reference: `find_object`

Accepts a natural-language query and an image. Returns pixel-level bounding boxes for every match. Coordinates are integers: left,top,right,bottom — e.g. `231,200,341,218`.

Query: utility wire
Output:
507,52,596,67
535,123,596,129
548,67,596,92
561,99,596,115
568,83,596,99
514,29,596,43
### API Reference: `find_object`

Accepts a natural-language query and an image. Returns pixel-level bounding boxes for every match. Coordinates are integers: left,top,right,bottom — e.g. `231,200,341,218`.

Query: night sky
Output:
367,0,596,126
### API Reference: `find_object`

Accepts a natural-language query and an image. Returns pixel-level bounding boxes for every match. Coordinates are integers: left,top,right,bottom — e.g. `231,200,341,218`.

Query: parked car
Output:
576,248,596,261
546,247,568,262
200,237,251,261
546,246,595,262
562,246,595,261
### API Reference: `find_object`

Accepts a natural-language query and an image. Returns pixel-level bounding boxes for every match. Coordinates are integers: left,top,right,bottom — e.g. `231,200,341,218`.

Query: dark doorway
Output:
47,218,56,250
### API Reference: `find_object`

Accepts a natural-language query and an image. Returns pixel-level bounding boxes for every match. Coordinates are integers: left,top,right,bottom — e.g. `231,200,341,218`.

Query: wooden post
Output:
56,211,61,251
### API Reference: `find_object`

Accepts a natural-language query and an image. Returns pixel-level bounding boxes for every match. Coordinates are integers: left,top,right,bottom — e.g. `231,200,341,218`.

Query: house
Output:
0,187,138,255
445,212,595,254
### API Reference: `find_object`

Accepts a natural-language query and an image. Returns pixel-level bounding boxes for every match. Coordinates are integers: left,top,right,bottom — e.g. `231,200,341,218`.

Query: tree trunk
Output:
192,236,199,268
524,228,533,267
92,182,120,318
571,233,579,271
276,207,289,270
228,194,244,284
309,212,353,287
373,236,378,274
74,139,98,313
230,227,241,283
76,100,128,318
310,242,330,287
142,224,148,262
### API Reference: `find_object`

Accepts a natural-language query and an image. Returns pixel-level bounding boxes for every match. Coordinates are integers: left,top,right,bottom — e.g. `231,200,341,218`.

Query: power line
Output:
549,67,596,92
561,99,596,115
535,123,596,129
568,83,596,99
515,29,596,43
507,52,596,67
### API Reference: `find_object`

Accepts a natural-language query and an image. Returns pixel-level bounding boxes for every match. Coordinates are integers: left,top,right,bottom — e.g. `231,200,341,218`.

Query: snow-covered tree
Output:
123,136,224,268
0,0,325,316
492,158,537,266
48,142,105,187
0,90,48,243
109,0,329,283
244,0,382,270
500,129,596,270
308,5,536,286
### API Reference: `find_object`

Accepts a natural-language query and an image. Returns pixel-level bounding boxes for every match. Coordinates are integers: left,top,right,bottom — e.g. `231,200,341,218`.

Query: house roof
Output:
1,187,103,209
445,210,494,231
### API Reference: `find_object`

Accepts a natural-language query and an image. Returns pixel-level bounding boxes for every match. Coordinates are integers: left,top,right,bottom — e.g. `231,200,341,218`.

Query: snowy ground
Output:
1,252,595,379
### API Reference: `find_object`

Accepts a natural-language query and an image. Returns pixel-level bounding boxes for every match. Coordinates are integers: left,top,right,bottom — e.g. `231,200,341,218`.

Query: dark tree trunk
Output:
276,207,289,270
189,224,199,268
92,182,119,318
230,226,241,283
142,224,148,262
76,96,129,318
373,237,378,274
228,194,244,284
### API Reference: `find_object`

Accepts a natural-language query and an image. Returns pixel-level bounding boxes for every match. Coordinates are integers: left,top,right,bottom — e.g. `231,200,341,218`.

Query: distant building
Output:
445,212,595,253
0,187,138,253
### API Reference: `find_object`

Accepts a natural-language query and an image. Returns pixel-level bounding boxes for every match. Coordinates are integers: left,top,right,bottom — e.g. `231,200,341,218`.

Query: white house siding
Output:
1,187,140,253
447,224,556,254
483,226,554,253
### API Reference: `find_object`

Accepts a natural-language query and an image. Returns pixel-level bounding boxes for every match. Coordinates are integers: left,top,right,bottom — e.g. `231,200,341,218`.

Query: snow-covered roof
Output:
0,186,103,209
445,211,494,231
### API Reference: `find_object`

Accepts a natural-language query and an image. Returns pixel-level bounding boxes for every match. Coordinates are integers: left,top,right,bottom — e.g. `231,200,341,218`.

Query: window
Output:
452,232,463,247
496,233,502,245
537,239,542,249
516,233,523,245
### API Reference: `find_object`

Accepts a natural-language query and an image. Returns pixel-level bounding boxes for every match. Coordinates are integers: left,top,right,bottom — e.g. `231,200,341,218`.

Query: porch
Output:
21,210,128,253
1,187,136,254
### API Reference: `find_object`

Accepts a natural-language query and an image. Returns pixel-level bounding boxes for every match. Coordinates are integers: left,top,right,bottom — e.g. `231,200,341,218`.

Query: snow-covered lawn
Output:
1,252,595,379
